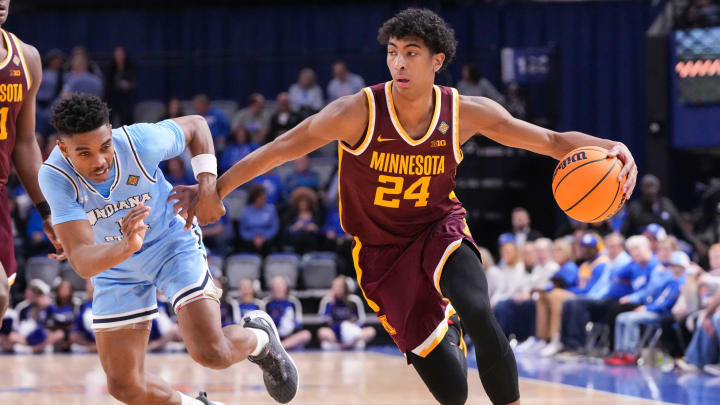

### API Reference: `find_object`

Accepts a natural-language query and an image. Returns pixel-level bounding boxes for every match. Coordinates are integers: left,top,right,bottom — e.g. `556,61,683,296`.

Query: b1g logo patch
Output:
438,121,449,135
127,175,139,186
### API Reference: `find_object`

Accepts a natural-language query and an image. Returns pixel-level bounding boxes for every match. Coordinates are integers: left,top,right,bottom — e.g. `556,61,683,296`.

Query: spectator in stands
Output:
286,156,319,192
164,97,184,120
70,279,95,353
327,60,365,102
456,63,504,103
220,127,258,174
643,223,667,254
621,174,705,256
232,93,272,144
533,239,580,356
249,169,285,206
192,93,231,151
239,185,279,255
49,280,76,352
284,187,321,255
509,207,542,247
16,279,64,353
239,279,262,317
164,157,194,187
148,291,182,352
36,49,65,135
61,49,103,99
606,236,677,350
265,276,311,350
494,240,537,342
521,241,536,270
289,68,324,118
514,238,560,352
268,92,301,142
105,46,136,126
487,233,527,307
568,234,610,297
606,251,688,366
550,236,659,356
676,287,720,375
318,276,375,350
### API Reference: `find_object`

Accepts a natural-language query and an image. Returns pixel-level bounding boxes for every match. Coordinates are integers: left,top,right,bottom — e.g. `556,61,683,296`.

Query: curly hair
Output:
50,93,110,135
377,8,457,71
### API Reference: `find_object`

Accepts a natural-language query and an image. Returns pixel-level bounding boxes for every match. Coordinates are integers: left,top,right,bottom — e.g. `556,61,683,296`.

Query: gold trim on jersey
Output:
451,88,463,163
432,239,463,295
337,144,346,233
10,33,31,90
385,81,441,146
340,87,375,155
412,303,457,357
351,237,380,313
0,30,13,71
7,272,15,287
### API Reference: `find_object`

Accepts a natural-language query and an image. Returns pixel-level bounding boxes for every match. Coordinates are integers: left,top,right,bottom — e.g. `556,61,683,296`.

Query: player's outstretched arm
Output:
217,92,367,198
170,115,225,226
460,95,638,198
53,204,150,279
170,92,368,227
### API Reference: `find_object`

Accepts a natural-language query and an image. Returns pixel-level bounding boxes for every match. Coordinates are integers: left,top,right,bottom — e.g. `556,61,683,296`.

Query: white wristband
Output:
190,154,217,180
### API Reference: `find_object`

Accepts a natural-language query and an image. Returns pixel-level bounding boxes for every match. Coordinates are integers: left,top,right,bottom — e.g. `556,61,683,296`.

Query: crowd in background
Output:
3,44,720,378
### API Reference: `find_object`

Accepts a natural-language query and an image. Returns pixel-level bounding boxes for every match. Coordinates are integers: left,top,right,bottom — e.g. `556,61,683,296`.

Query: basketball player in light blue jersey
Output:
38,94,298,405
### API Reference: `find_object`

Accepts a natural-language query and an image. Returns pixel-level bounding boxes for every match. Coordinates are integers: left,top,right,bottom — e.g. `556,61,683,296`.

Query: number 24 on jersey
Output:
374,175,431,208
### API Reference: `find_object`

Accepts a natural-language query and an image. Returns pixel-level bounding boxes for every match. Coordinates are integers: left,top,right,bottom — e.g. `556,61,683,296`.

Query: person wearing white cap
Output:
606,251,689,366
15,279,65,353
642,223,667,253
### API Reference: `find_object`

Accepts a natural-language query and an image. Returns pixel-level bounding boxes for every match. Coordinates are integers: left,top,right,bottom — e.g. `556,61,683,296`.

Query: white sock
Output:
248,327,270,356
179,392,203,405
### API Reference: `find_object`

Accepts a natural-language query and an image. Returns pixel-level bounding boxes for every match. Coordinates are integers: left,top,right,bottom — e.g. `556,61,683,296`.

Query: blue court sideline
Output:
370,346,720,405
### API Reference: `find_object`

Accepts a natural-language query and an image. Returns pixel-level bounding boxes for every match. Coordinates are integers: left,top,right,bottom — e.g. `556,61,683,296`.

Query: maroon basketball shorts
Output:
351,213,476,357
0,193,16,285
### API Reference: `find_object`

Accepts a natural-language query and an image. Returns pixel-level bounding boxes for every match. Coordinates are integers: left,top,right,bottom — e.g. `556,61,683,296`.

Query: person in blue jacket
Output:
605,251,688,365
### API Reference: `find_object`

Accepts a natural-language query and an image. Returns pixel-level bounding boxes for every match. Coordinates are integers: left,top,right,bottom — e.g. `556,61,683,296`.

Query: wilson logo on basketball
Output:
556,151,587,171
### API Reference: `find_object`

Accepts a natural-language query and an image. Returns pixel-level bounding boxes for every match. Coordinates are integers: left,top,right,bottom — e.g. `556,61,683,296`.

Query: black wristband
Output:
37,201,51,219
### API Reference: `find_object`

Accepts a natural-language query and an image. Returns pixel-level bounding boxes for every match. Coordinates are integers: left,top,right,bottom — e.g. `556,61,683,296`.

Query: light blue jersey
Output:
38,120,216,329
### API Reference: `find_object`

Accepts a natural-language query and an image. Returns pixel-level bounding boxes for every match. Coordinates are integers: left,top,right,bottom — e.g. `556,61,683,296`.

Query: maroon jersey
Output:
0,29,32,281
338,82,477,355
338,81,466,246
0,29,31,188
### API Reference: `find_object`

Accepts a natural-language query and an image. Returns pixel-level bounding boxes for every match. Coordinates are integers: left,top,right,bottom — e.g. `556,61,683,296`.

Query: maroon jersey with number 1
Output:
0,29,33,281
338,81,477,357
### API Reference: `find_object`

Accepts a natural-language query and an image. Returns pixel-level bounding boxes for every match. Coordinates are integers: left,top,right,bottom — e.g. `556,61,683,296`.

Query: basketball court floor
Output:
0,348,716,404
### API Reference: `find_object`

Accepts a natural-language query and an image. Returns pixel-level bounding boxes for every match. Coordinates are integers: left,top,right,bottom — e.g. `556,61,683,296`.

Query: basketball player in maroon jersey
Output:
0,0,61,319
172,8,638,404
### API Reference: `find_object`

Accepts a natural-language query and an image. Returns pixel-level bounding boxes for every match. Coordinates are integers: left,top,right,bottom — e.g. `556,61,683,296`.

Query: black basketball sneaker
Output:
243,310,300,403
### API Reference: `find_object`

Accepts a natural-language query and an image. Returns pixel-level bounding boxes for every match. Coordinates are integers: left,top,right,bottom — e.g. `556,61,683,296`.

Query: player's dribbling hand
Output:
606,143,637,199
120,203,150,254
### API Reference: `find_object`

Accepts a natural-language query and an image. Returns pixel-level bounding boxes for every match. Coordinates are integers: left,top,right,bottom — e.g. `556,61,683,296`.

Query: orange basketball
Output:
552,146,627,223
